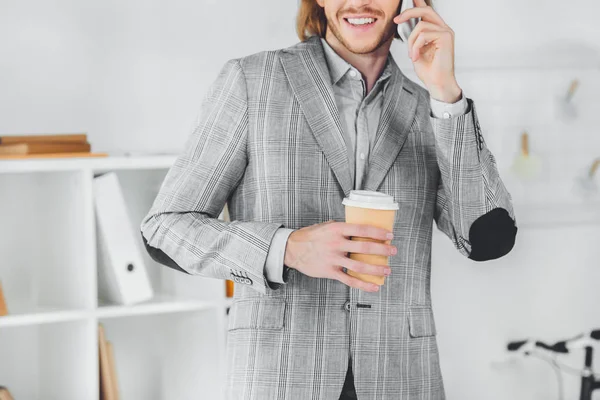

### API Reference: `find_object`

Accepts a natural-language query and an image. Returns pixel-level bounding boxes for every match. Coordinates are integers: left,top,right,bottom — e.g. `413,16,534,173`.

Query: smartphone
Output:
397,0,420,42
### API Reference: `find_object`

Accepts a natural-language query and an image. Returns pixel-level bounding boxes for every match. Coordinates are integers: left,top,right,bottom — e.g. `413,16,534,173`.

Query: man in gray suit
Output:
141,0,517,398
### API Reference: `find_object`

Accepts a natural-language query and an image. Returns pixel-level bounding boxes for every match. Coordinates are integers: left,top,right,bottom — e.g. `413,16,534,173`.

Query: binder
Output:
93,172,153,305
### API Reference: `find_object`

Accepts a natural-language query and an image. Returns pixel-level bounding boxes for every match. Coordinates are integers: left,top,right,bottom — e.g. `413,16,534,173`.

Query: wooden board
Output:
0,142,91,155
0,152,108,160
0,133,87,144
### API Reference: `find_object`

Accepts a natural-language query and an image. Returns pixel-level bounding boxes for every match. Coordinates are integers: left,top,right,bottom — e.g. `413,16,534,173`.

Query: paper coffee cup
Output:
342,190,398,286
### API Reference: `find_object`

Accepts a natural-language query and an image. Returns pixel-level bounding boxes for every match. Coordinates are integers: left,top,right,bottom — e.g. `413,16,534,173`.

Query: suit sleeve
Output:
140,59,285,295
431,98,517,261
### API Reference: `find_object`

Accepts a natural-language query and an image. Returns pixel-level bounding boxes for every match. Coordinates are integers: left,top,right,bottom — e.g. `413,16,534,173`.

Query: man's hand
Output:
283,220,396,292
394,0,461,103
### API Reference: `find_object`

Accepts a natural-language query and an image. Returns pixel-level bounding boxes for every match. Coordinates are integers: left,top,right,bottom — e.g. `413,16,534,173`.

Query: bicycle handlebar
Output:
507,339,528,352
506,339,568,354
507,329,600,355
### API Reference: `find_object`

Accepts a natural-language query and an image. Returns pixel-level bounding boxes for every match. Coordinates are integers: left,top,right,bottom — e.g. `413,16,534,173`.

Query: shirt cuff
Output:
264,228,295,284
430,91,468,119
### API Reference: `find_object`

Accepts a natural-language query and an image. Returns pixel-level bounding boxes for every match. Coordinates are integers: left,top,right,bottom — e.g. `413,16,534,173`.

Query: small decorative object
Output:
511,131,542,180
0,280,8,317
226,280,234,298
574,158,600,198
556,79,580,122
223,205,234,298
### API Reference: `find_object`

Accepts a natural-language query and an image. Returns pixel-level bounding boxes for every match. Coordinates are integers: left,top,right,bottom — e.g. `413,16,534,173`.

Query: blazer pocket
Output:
228,299,286,331
408,305,437,338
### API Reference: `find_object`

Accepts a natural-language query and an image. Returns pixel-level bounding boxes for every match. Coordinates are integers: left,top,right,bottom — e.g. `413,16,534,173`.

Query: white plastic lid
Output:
342,190,399,210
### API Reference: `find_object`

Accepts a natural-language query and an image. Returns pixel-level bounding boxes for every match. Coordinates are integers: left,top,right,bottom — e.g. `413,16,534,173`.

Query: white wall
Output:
2,1,600,399
427,66,600,400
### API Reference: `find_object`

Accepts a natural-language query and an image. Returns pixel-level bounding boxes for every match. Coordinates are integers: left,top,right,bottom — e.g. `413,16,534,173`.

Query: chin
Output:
345,41,380,54
337,31,380,52
337,25,392,55
345,37,383,54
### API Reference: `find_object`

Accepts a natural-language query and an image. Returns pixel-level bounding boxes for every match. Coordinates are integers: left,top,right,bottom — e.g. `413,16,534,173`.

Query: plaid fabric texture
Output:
141,36,515,399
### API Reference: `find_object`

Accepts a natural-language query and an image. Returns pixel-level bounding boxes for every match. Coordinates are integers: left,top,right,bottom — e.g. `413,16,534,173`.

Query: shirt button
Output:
343,301,351,312
443,111,452,119
360,153,365,160
349,70,358,78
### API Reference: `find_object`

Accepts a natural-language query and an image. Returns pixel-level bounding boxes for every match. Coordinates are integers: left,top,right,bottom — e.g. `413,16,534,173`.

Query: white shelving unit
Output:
0,155,231,400
2,154,595,399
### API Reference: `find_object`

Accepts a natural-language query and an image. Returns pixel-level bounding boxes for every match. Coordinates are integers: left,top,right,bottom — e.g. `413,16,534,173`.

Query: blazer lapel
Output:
280,37,354,197
363,61,418,192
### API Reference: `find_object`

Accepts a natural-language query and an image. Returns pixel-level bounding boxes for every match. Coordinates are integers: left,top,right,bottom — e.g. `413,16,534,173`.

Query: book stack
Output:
98,324,120,400
0,133,108,159
0,280,8,317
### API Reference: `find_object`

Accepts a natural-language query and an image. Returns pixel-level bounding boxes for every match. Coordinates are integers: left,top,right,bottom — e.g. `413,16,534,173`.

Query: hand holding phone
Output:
393,0,461,103
396,0,420,42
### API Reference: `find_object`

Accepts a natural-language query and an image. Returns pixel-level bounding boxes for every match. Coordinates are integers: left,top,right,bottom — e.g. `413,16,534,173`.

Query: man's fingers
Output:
340,257,391,277
339,223,393,241
335,270,380,292
412,30,451,61
407,21,444,52
340,239,396,257
394,6,446,27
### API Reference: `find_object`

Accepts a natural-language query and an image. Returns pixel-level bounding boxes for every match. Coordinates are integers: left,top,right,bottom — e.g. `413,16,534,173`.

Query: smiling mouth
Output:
344,17,378,27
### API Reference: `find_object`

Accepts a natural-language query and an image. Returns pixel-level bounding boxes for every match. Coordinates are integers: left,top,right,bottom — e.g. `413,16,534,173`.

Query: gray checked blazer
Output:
141,36,517,399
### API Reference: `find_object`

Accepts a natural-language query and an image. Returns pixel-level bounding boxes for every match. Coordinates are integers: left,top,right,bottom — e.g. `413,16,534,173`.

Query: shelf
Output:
100,311,225,399
0,296,227,325
0,150,227,399
0,307,89,328
0,153,178,174
96,294,217,319
0,319,96,399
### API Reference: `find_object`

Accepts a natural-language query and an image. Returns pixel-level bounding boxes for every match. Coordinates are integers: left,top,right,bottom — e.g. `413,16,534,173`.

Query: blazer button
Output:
343,301,351,312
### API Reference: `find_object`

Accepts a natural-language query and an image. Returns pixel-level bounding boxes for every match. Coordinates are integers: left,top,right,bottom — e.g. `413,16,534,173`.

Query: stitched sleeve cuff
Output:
430,91,468,119
264,228,296,284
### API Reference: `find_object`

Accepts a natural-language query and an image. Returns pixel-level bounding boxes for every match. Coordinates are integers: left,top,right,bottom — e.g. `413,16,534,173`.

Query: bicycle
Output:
506,329,600,400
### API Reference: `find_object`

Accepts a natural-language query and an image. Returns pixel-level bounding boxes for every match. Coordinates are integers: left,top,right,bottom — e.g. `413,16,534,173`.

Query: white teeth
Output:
347,18,375,26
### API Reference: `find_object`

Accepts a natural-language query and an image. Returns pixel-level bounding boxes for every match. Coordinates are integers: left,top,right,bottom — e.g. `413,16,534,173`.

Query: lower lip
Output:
344,19,377,32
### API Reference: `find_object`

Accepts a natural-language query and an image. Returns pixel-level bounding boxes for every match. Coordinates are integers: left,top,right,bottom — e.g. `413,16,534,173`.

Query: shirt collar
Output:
320,38,393,87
